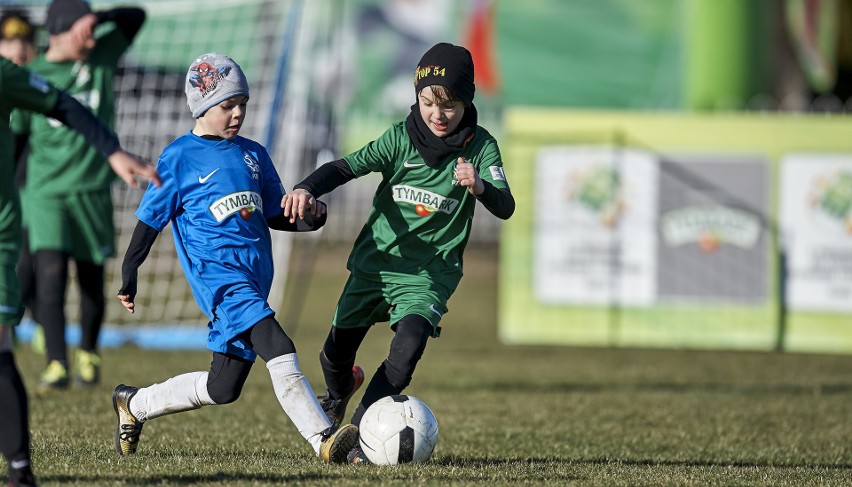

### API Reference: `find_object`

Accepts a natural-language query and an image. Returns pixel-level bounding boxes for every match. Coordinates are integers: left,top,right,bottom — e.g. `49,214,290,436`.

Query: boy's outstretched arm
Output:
47,90,161,188
117,220,160,314
282,159,355,223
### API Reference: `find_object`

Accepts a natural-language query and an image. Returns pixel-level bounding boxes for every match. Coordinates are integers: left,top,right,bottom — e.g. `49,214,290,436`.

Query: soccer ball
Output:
358,395,439,465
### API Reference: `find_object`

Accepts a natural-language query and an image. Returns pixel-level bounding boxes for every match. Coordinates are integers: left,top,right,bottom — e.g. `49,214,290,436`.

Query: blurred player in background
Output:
282,42,515,464
11,0,146,390
0,57,158,487
111,53,359,464
2,10,39,338
0,10,36,66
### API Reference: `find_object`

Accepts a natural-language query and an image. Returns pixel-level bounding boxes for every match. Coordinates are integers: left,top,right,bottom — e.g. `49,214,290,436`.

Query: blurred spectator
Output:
0,10,36,66
11,0,146,390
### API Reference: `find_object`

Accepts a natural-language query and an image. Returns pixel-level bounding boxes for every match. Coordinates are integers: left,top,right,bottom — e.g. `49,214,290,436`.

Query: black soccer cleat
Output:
318,365,364,428
112,384,144,455
7,462,37,487
347,443,372,465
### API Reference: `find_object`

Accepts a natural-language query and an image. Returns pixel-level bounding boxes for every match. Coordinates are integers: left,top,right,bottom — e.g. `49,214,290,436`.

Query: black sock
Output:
0,352,31,465
350,361,404,426
349,316,431,426
320,350,354,400
320,326,369,399
76,261,105,352
35,250,69,364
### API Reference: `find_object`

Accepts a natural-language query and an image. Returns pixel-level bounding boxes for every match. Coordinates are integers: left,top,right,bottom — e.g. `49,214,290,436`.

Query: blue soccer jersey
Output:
136,132,285,360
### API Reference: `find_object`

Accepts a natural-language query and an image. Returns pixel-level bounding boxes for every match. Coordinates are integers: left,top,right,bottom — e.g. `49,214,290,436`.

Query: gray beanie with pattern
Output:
185,53,249,118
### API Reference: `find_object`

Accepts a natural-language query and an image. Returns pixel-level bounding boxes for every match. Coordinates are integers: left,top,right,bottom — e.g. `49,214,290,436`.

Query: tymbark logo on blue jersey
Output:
209,191,263,222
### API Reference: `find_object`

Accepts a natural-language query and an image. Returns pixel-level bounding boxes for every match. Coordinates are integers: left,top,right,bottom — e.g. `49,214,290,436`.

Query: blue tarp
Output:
15,319,208,351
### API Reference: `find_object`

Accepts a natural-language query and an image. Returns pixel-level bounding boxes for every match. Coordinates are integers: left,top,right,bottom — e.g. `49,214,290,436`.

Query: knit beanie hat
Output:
45,0,92,35
0,11,34,41
185,53,250,118
414,42,475,107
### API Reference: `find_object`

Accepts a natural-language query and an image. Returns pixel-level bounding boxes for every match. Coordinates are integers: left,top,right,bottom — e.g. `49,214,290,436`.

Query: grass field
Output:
9,244,852,486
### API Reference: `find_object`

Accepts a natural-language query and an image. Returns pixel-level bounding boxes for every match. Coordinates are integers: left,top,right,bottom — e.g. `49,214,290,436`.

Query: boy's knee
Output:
206,379,243,405
383,315,433,389
389,315,432,363
206,353,252,404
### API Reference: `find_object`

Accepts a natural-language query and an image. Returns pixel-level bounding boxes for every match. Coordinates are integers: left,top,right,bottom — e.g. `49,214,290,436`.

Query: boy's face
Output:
52,13,97,61
0,37,35,65
195,96,248,140
418,86,465,138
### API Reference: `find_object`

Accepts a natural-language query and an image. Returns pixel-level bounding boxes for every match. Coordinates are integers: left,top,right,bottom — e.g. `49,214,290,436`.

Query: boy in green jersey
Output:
11,0,146,389
0,57,158,487
282,42,515,464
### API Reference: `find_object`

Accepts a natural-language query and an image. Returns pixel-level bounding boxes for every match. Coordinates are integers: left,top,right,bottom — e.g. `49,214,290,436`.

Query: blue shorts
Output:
205,281,274,362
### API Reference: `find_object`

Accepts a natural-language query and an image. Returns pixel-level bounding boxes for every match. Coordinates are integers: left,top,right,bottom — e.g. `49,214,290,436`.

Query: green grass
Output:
10,244,852,486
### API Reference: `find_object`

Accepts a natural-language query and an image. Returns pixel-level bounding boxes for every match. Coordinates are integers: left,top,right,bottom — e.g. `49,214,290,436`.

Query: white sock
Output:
266,353,332,455
129,371,216,422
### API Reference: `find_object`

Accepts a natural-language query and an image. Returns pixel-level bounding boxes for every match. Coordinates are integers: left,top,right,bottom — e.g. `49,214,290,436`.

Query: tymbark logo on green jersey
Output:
392,185,459,217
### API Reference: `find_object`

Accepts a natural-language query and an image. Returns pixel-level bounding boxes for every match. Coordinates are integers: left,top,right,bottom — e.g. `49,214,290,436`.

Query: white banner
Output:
533,146,659,305
781,154,852,312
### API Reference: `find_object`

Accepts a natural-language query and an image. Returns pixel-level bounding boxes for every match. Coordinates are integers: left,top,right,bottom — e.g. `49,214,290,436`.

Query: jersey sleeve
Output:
342,125,399,177
95,25,131,66
1,60,59,115
135,155,181,231
476,136,510,191
258,147,285,219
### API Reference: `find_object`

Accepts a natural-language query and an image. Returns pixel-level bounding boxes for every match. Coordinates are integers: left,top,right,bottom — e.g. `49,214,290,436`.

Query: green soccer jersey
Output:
0,60,59,253
343,121,510,293
10,26,130,196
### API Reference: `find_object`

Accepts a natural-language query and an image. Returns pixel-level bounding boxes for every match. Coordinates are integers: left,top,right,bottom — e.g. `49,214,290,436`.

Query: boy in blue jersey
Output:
111,53,358,464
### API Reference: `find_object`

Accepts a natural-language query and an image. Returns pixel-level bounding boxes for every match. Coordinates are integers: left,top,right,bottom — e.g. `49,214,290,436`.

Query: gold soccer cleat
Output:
112,384,144,455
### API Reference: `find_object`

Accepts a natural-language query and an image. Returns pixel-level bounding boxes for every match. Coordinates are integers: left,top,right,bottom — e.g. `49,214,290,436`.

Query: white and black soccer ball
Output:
358,395,439,465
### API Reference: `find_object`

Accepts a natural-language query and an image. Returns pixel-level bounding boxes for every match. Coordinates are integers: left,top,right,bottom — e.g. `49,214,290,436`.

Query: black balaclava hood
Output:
405,43,477,168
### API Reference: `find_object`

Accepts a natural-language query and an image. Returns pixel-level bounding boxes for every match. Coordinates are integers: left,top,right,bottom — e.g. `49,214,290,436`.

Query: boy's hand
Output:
69,13,97,52
454,157,484,196
282,188,325,223
117,294,135,314
108,150,162,189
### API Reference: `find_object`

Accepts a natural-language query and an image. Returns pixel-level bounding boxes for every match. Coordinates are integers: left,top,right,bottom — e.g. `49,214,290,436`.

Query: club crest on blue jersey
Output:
209,191,263,222
244,153,260,180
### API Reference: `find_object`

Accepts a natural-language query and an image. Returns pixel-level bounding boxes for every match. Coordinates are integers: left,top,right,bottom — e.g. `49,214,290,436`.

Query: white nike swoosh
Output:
403,161,425,168
429,304,443,318
198,168,220,183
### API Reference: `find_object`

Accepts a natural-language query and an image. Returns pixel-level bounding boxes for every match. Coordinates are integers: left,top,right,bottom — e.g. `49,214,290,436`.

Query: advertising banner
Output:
501,109,852,354
781,155,852,312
